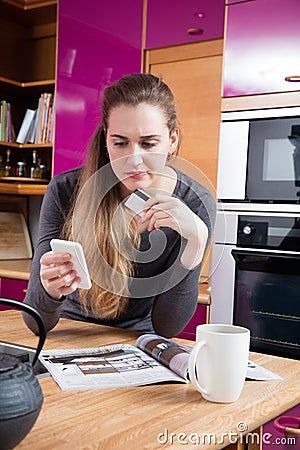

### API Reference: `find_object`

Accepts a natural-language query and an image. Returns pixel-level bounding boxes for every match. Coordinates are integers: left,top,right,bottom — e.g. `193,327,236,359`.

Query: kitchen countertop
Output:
0,258,32,280
0,263,210,305
1,310,299,450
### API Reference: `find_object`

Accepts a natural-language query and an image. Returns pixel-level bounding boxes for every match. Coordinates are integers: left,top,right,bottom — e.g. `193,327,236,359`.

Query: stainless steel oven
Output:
217,106,300,203
210,209,300,360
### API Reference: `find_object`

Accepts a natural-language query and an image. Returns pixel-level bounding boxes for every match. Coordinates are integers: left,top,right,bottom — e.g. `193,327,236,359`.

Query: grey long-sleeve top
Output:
23,166,216,337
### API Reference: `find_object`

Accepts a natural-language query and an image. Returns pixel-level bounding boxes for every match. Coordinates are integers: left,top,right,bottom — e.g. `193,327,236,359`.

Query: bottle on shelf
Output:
37,158,47,179
16,161,27,177
30,150,40,178
3,149,13,177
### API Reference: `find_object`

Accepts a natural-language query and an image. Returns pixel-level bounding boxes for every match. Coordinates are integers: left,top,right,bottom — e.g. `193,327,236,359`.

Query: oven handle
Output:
231,248,300,263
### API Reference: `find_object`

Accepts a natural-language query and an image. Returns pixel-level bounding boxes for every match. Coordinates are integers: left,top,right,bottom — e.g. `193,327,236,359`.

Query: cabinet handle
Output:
274,415,300,436
285,75,300,82
187,28,203,36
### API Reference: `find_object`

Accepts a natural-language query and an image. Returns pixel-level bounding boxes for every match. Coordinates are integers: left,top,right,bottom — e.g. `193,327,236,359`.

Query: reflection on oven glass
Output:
234,265,300,360
288,124,300,188
263,138,295,182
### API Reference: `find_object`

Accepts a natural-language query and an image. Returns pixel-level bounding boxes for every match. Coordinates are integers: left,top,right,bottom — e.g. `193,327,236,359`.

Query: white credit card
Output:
124,189,150,216
50,239,92,289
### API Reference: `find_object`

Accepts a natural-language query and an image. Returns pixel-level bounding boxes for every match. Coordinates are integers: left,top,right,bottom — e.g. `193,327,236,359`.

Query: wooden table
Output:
1,310,299,450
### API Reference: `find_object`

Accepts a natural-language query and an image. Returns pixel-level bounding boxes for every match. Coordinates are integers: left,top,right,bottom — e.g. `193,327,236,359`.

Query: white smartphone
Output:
50,239,92,289
124,189,150,216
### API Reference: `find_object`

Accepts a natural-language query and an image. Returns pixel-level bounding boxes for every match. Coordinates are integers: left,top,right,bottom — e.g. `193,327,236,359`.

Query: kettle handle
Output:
0,298,46,366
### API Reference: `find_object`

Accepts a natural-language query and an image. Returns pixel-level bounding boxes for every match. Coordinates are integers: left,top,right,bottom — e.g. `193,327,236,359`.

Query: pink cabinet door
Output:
223,0,300,96
54,0,143,175
0,278,28,310
146,0,225,49
263,403,300,448
176,304,207,341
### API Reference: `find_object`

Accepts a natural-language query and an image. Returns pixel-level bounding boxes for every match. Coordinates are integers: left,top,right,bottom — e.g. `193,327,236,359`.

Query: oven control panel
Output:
237,215,300,251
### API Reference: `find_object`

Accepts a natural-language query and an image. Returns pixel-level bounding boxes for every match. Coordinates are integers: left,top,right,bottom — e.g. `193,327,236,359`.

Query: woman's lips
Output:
126,171,148,179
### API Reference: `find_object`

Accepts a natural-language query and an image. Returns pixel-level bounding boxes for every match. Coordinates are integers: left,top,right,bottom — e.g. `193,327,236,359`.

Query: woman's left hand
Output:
139,194,203,239
139,194,208,268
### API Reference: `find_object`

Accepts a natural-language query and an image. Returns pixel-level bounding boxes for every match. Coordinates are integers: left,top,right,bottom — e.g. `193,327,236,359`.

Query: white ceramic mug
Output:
188,324,250,403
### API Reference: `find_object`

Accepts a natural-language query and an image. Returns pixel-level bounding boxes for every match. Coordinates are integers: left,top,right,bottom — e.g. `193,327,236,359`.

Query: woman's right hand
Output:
40,251,81,300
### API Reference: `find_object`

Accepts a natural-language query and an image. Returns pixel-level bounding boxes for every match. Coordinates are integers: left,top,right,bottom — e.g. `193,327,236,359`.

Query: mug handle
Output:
188,340,210,396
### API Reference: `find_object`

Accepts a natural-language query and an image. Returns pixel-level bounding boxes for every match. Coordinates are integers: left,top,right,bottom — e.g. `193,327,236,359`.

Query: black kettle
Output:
0,298,47,450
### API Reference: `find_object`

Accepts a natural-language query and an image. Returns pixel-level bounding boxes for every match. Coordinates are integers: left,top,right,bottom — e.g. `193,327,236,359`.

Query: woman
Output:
24,73,216,337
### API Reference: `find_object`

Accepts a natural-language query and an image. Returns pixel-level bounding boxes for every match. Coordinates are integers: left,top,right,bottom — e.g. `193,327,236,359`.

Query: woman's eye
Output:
114,141,128,147
141,142,156,149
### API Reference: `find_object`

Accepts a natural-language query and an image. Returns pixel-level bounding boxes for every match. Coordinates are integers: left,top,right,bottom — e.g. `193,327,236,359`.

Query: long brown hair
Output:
62,73,179,319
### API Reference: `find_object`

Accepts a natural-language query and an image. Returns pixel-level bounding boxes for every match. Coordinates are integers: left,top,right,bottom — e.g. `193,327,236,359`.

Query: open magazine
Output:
39,334,191,390
39,333,283,391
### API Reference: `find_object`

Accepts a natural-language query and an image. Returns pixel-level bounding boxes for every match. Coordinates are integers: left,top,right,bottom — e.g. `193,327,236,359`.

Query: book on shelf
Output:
34,92,54,144
26,110,37,143
16,109,36,144
39,333,282,391
0,100,13,142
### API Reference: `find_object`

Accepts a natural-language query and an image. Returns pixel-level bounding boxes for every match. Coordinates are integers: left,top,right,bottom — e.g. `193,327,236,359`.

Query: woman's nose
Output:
127,146,144,165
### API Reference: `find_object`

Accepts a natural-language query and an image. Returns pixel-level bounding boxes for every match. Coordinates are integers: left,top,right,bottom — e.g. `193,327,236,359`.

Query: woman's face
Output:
106,103,178,194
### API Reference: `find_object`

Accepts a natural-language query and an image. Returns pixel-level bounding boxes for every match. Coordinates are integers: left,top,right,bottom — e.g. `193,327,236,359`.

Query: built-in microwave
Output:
217,107,300,204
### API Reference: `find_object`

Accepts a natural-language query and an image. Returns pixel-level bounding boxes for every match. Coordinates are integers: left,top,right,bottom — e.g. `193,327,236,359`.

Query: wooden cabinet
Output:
144,39,223,190
263,403,300,448
223,0,300,97
145,39,223,283
0,0,57,195
145,0,225,49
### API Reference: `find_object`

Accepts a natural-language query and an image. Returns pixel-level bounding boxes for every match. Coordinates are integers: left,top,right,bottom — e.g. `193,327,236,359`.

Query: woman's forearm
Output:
180,219,208,270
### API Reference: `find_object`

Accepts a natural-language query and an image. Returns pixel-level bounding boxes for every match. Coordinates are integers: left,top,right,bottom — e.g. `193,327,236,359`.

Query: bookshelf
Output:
0,0,57,192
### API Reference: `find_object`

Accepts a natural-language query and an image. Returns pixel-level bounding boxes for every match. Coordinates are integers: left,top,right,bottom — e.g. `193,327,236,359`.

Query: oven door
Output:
246,117,300,202
232,249,300,360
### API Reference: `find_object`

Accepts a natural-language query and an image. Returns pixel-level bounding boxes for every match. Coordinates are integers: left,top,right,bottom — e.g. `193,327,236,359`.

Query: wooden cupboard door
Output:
145,40,223,189
145,40,223,281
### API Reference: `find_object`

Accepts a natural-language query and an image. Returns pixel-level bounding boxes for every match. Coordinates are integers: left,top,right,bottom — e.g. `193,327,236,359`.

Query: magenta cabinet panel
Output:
0,278,27,310
226,0,248,4
263,403,300,449
54,0,143,175
146,0,225,49
176,303,206,341
223,0,300,96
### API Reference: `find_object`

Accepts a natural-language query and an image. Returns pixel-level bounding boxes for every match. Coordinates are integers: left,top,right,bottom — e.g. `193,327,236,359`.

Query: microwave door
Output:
217,121,249,200
246,118,300,202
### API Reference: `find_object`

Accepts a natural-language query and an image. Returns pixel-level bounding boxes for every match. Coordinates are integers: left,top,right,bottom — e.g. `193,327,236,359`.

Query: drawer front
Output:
176,304,207,341
0,278,28,310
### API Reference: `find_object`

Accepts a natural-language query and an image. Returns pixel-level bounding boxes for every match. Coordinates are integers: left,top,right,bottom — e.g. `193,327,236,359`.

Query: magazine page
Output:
39,343,187,391
135,335,283,381
136,334,191,381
